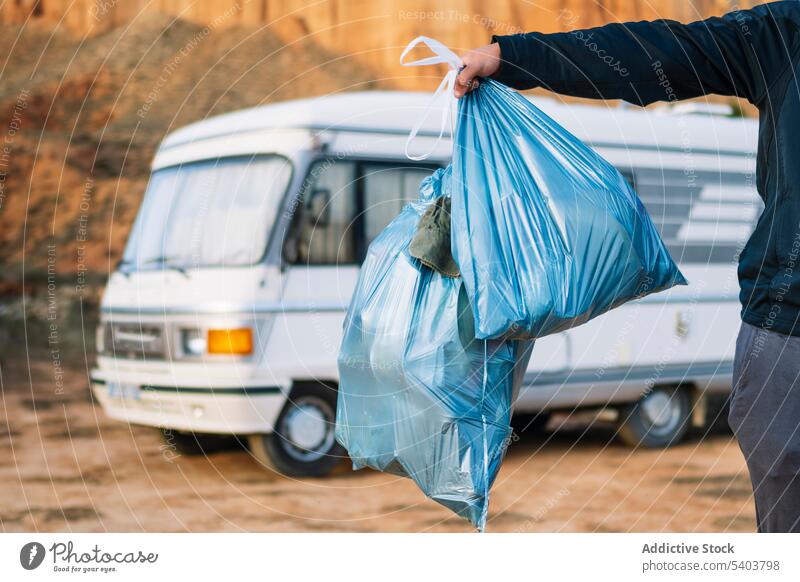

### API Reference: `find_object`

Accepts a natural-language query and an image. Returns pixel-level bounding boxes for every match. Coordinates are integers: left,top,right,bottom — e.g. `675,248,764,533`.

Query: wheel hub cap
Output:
641,391,677,429
285,403,328,450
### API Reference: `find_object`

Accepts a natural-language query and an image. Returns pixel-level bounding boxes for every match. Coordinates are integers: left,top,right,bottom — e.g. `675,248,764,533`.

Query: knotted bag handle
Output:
400,36,462,161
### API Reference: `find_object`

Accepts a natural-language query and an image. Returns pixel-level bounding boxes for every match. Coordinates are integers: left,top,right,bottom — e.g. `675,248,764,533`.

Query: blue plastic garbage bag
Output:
452,79,687,340
336,168,533,530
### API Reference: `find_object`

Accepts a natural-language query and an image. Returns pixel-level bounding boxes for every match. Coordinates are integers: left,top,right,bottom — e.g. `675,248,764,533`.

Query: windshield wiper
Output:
127,256,191,277
116,258,132,278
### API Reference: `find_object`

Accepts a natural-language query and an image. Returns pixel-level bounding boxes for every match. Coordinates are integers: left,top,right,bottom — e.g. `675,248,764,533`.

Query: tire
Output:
159,428,240,456
704,393,733,435
247,383,345,477
511,411,552,435
617,386,691,448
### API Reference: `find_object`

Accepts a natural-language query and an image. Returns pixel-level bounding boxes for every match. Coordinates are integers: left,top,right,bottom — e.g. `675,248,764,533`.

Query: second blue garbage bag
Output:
336,168,533,530
452,79,687,340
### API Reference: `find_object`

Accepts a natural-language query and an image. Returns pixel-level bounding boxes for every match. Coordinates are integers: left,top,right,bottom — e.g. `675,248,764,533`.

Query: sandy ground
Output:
0,356,756,533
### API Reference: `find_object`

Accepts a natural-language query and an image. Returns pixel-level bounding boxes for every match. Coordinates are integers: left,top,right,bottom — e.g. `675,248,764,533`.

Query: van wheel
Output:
617,386,691,448
247,383,344,477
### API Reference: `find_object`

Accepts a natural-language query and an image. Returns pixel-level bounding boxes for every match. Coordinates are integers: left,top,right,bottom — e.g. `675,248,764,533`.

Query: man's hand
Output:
455,43,501,98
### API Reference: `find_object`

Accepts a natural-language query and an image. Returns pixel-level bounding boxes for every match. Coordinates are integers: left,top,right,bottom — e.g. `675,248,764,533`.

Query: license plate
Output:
107,382,141,401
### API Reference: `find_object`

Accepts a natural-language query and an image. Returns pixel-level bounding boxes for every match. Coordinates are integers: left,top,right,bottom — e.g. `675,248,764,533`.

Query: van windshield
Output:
121,155,292,270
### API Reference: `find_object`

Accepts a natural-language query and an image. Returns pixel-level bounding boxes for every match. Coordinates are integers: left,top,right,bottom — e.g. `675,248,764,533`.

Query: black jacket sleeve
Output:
492,1,800,106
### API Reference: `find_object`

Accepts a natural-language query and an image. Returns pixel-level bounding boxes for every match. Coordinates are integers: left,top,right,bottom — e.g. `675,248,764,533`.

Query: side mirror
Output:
307,187,331,227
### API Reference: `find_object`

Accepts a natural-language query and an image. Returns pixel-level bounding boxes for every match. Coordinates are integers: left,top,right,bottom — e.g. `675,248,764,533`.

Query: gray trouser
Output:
728,322,800,533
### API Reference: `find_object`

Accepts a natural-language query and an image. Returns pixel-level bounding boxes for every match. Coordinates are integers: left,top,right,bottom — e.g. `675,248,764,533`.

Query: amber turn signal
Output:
207,328,253,355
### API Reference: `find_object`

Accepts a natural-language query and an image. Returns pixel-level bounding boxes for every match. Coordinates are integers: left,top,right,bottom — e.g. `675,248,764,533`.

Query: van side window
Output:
287,160,436,265
632,167,761,264
362,164,432,244
291,160,358,265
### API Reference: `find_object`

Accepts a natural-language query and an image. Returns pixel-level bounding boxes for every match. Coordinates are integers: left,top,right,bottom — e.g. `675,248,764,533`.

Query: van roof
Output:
161,90,758,154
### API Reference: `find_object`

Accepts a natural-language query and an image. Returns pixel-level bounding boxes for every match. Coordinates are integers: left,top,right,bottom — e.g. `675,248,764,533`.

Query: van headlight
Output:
181,329,207,356
207,328,253,356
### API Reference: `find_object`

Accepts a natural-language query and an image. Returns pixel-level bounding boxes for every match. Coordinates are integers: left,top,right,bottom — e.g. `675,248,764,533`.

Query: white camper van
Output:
91,92,760,476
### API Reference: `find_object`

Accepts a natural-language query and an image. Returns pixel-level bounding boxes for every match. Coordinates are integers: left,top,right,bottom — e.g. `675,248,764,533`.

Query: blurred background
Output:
1,0,759,533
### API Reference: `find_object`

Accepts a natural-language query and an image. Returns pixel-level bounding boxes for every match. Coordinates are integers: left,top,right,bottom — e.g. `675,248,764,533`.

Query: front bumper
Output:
90,376,287,435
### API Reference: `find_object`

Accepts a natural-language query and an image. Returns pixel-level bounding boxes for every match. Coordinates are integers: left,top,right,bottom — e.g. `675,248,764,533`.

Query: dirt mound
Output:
0,14,388,279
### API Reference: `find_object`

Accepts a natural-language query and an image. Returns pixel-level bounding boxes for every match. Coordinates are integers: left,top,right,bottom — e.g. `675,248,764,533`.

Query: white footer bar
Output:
1,533,798,581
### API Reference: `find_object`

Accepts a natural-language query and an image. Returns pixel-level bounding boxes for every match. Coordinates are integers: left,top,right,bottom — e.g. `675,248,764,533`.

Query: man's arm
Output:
456,1,800,106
